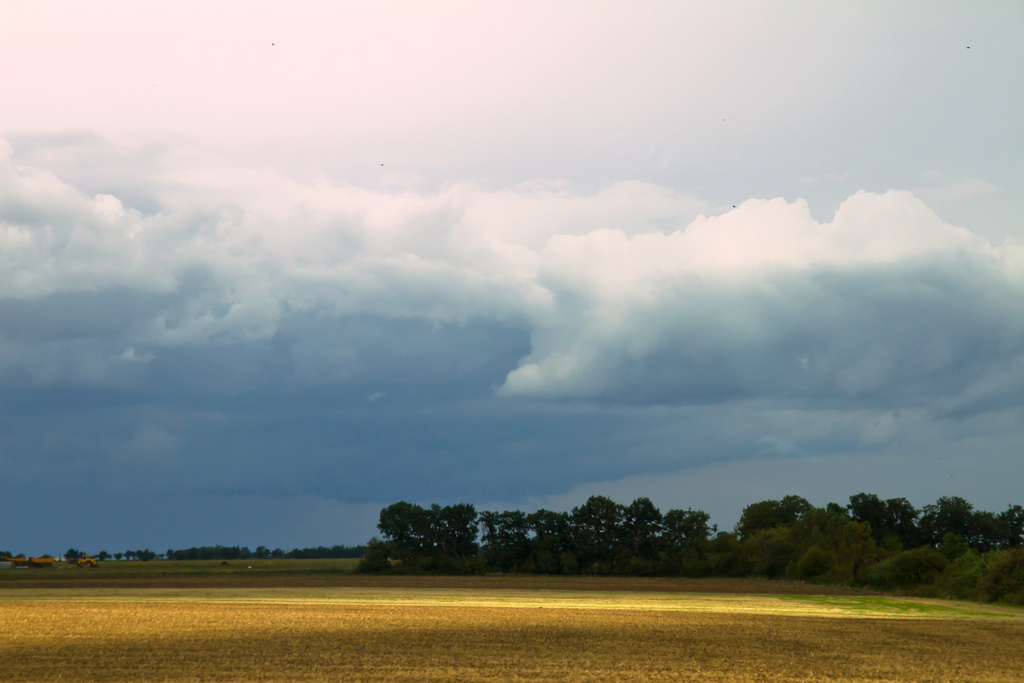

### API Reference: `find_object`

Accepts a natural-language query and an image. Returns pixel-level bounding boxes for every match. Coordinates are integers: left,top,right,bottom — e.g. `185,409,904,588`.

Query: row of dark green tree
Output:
359,494,1024,604
9,545,370,563
164,544,367,561
62,548,157,562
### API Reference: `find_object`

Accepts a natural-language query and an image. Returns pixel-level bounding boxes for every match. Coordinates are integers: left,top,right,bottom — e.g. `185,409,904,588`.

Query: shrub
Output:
935,550,988,599
743,527,797,578
939,533,971,562
356,538,391,573
525,550,560,574
792,546,836,580
977,548,1024,604
871,547,948,589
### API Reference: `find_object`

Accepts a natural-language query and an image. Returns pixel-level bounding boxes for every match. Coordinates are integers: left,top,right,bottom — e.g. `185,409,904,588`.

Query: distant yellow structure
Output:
1,556,56,568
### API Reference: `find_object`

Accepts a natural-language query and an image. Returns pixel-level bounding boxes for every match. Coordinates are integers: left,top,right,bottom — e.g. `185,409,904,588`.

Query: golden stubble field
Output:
2,580,1023,682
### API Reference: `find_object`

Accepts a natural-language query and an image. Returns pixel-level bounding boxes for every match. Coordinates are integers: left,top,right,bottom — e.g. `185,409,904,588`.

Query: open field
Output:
0,561,868,593
2,582,1022,682
0,557,361,580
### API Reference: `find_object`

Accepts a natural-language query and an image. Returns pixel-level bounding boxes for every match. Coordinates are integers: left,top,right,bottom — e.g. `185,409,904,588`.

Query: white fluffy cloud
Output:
3,143,1022,413
0,142,171,298
501,191,1023,408
1,146,702,337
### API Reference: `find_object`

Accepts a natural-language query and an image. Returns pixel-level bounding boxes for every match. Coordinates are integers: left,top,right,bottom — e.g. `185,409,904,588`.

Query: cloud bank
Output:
3,137,1024,553
3,2,1023,555
3,142,1022,419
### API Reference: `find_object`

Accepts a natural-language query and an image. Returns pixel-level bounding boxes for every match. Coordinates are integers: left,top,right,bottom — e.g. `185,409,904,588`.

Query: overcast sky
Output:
2,1,1023,555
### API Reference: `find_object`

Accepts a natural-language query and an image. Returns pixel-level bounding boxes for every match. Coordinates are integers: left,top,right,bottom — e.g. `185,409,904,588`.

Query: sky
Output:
2,1,1023,556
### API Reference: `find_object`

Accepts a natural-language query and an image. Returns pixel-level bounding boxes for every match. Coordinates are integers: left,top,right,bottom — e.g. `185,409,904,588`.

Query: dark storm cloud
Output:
532,254,1024,416
0,289,177,344
2,142,1023,554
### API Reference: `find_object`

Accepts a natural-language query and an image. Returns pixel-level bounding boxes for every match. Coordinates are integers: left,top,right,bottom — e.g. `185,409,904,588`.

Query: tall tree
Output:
882,497,921,549
572,496,624,571
621,497,664,561
848,493,888,542
377,501,431,559
919,496,976,547
378,501,479,562
480,510,531,572
735,496,812,540
663,508,715,557
428,503,479,559
526,509,574,573
998,505,1024,548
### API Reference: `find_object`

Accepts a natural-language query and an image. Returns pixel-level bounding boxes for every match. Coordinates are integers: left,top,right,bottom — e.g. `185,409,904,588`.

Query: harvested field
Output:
2,587,1022,682
0,566,870,593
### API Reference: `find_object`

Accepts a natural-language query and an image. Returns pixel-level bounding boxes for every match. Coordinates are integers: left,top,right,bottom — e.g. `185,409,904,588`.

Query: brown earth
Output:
3,599,1022,682
0,572,873,594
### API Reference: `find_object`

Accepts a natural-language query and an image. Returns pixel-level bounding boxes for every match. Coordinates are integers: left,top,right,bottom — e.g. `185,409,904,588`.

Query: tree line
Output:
165,544,366,561
359,494,1024,604
3,545,368,563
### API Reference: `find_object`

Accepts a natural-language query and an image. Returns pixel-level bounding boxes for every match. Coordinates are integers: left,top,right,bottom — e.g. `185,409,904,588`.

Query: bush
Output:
356,538,391,573
560,552,580,575
871,547,948,589
677,558,710,578
977,548,1024,604
623,556,657,576
939,533,971,562
743,527,797,578
792,546,836,580
935,550,988,599
525,550,560,574
705,533,749,577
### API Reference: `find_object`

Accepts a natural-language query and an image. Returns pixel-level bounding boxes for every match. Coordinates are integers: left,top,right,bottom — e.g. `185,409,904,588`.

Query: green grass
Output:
784,594,1023,618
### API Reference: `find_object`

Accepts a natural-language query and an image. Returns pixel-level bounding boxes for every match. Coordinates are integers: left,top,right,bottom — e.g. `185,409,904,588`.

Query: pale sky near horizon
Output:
2,1,1023,554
